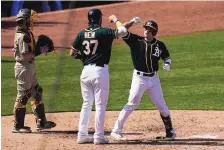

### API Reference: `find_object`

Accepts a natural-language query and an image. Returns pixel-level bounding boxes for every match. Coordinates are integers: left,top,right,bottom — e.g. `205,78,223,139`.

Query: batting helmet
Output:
88,8,102,26
143,20,158,36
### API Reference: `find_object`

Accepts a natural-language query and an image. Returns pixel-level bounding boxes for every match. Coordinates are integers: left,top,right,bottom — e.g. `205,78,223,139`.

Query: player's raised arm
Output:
108,15,127,37
123,17,141,29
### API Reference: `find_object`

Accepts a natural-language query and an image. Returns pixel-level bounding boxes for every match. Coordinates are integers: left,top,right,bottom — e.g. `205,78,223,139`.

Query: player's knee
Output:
31,99,43,109
35,84,43,94
128,93,141,105
82,100,94,109
15,90,31,106
14,101,26,109
125,95,140,111
124,103,138,111
95,104,106,111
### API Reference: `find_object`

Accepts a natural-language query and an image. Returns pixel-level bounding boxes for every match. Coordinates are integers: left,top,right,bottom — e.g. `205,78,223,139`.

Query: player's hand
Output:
70,46,78,58
131,17,141,24
40,45,49,56
108,15,118,23
163,63,170,71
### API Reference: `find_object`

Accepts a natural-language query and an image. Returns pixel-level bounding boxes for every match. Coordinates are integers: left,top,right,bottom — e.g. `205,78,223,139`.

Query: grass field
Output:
2,30,224,115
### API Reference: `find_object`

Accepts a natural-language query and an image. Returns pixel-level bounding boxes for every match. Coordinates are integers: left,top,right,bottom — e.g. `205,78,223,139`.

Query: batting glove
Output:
163,63,171,71
131,17,141,24
108,15,118,23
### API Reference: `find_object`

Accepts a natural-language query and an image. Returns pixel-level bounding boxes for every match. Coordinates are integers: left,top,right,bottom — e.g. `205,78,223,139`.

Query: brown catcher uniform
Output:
12,8,56,133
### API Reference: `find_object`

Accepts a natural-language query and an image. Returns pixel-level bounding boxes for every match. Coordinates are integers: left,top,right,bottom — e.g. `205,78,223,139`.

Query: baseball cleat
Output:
156,129,176,140
36,121,56,131
77,135,94,144
11,126,32,133
110,131,127,141
94,137,109,145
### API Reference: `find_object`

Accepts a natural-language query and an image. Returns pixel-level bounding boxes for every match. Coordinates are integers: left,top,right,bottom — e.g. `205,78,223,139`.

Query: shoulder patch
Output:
23,34,31,43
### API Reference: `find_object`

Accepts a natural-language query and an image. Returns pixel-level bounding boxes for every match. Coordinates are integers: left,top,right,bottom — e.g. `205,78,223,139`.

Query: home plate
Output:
189,134,217,139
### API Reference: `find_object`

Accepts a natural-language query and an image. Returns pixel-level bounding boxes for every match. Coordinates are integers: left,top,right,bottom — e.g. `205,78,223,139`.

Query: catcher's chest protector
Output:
13,30,35,61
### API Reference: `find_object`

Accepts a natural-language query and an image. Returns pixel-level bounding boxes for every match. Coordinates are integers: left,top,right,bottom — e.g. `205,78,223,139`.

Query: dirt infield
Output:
2,111,224,150
1,1,224,150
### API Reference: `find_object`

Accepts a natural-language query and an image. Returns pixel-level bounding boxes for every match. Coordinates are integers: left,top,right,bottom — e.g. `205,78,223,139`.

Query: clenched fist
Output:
131,17,141,24
108,15,118,23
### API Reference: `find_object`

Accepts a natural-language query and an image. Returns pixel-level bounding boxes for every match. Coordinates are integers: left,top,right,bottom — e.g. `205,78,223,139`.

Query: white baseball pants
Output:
78,64,109,139
113,69,170,133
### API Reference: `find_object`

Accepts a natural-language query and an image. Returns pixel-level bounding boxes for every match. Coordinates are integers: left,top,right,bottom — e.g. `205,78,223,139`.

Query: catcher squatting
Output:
70,8,176,145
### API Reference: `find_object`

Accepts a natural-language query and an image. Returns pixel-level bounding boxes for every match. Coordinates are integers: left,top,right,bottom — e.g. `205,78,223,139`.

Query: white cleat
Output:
110,131,127,141
11,126,31,133
77,135,94,144
94,137,109,145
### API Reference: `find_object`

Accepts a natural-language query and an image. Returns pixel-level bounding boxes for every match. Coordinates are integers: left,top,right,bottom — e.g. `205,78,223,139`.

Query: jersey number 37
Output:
82,40,98,55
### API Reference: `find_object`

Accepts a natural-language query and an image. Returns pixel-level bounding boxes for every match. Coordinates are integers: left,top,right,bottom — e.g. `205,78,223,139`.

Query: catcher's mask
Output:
88,8,102,26
16,8,38,30
143,20,158,36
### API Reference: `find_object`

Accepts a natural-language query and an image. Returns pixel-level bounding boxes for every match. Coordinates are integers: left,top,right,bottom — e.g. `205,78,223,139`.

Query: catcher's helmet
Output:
88,8,102,26
16,8,38,30
143,20,158,36
16,9,31,22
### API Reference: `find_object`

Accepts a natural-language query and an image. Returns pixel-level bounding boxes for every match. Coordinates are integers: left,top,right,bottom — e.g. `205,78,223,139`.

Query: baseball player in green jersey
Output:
12,8,56,133
70,9,127,144
110,17,176,141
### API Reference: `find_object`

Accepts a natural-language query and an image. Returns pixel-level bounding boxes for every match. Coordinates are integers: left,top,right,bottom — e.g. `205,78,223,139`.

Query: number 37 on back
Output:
83,31,98,55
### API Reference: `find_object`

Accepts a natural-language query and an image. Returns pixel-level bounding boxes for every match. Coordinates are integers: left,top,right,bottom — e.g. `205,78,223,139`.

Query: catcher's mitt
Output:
35,34,55,56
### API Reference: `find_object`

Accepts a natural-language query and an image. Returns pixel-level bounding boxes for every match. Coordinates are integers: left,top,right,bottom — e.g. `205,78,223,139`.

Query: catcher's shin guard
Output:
32,102,56,129
32,102,47,125
13,107,26,128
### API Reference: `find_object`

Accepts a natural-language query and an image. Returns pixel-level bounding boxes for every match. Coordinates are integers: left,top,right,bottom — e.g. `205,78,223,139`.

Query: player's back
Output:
73,25,116,66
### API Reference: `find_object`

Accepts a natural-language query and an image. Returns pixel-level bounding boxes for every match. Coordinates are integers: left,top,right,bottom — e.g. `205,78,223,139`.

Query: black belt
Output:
16,60,33,64
136,71,155,77
85,63,105,67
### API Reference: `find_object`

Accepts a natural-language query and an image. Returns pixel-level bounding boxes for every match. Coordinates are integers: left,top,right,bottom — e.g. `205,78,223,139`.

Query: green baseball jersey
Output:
73,25,117,66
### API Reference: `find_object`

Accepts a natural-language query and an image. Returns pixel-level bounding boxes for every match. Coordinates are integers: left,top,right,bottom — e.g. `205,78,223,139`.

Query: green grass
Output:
2,30,224,115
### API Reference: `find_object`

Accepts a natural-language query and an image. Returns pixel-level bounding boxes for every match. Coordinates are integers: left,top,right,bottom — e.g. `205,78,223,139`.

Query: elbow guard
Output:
117,26,128,38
